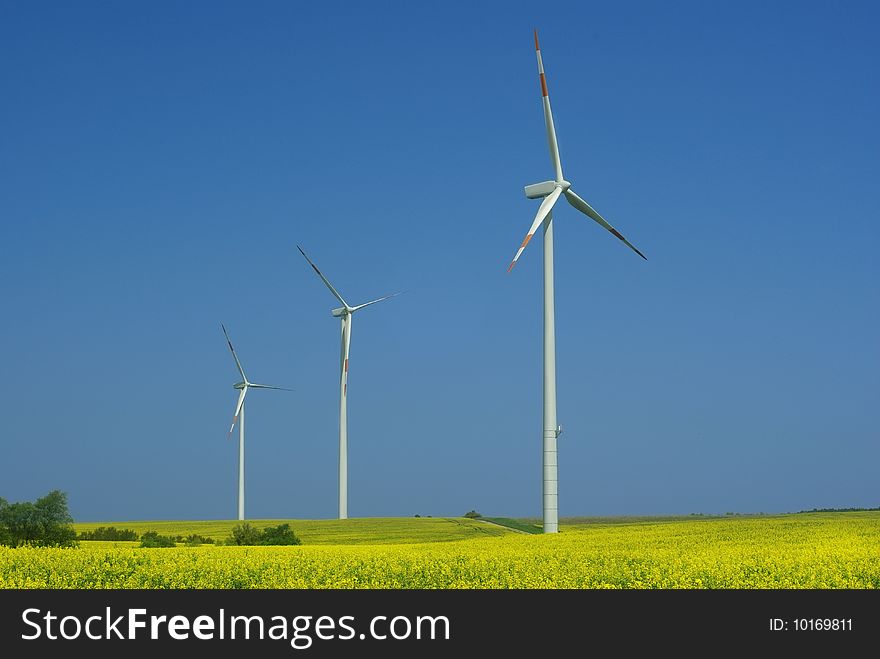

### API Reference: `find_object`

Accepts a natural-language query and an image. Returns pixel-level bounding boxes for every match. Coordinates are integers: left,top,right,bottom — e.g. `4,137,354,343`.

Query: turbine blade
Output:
350,291,403,312
507,185,563,271
221,323,247,382
247,383,292,391
340,314,352,399
534,30,563,182
564,189,647,260
297,245,349,309
228,387,248,437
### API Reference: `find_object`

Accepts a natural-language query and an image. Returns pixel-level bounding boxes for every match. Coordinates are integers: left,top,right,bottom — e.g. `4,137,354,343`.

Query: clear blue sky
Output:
1,1,877,521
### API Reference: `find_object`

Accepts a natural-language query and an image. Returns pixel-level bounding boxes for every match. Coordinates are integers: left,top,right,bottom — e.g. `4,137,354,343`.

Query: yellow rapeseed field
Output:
2,513,878,589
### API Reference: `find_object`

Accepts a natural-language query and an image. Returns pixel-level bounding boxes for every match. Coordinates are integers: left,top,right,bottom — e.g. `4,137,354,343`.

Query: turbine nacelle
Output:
524,180,570,199
331,307,349,318
233,381,247,390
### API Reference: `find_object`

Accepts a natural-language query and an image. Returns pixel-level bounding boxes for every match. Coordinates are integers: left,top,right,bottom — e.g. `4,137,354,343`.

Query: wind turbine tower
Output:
508,31,647,533
297,246,401,520
222,323,290,521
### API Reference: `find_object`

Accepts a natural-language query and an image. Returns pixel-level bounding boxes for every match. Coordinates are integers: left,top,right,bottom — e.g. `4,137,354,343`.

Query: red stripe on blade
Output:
540,73,548,97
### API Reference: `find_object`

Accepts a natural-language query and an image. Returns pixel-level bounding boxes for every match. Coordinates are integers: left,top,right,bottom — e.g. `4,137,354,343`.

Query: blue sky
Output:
1,1,877,521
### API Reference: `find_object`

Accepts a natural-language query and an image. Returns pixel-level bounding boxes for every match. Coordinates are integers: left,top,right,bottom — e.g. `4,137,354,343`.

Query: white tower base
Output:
238,402,245,521
543,212,559,533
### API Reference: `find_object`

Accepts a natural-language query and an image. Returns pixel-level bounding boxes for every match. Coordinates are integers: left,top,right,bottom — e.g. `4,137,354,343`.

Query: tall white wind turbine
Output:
508,31,647,534
297,245,401,520
222,323,290,521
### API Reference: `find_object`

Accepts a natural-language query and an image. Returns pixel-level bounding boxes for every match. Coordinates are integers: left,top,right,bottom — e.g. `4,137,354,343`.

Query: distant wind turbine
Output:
507,31,647,533
221,323,290,521
297,245,401,520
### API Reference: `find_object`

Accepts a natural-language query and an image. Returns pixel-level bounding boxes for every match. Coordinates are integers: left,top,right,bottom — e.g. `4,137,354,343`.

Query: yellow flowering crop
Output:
1,513,878,589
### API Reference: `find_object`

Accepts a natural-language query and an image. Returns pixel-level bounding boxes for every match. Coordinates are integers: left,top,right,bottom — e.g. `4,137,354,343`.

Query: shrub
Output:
184,534,215,546
139,531,176,548
79,527,139,542
259,524,301,546
225,522,302,546
228,522,262,546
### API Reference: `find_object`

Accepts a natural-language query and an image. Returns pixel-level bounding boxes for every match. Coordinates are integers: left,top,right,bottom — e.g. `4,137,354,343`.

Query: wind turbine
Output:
221,323,290,521
296,245,400,520
507,31,647,534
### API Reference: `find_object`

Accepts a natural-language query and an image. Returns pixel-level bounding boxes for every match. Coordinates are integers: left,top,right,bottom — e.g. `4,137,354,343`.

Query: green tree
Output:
35,491,77,546
139,531,176,548
183,534,214,546
227,522,261,546
0,490,77,547
259,523,301,546
0,501,39,545
0,498,9,546
79,527,139,541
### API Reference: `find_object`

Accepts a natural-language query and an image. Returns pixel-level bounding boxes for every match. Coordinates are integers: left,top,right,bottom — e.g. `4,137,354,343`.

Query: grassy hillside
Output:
482,517,542,533
73,517,512,545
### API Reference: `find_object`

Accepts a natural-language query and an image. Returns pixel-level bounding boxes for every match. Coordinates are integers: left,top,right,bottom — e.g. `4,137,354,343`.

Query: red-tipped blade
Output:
532,31,562,181
227,387,247,437
507,185,563,271
564,188,647,260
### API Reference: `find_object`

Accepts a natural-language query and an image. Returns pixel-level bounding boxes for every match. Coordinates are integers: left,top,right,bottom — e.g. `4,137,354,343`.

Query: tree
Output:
0,490,78,547
225,522,302,546
1,501,39,545
183,534,214,546
35,491,77,547
259,523,301,546
140,531,176,548
228,522,262,546
78,527,139,541
463,510,482,519
0,498,9,546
